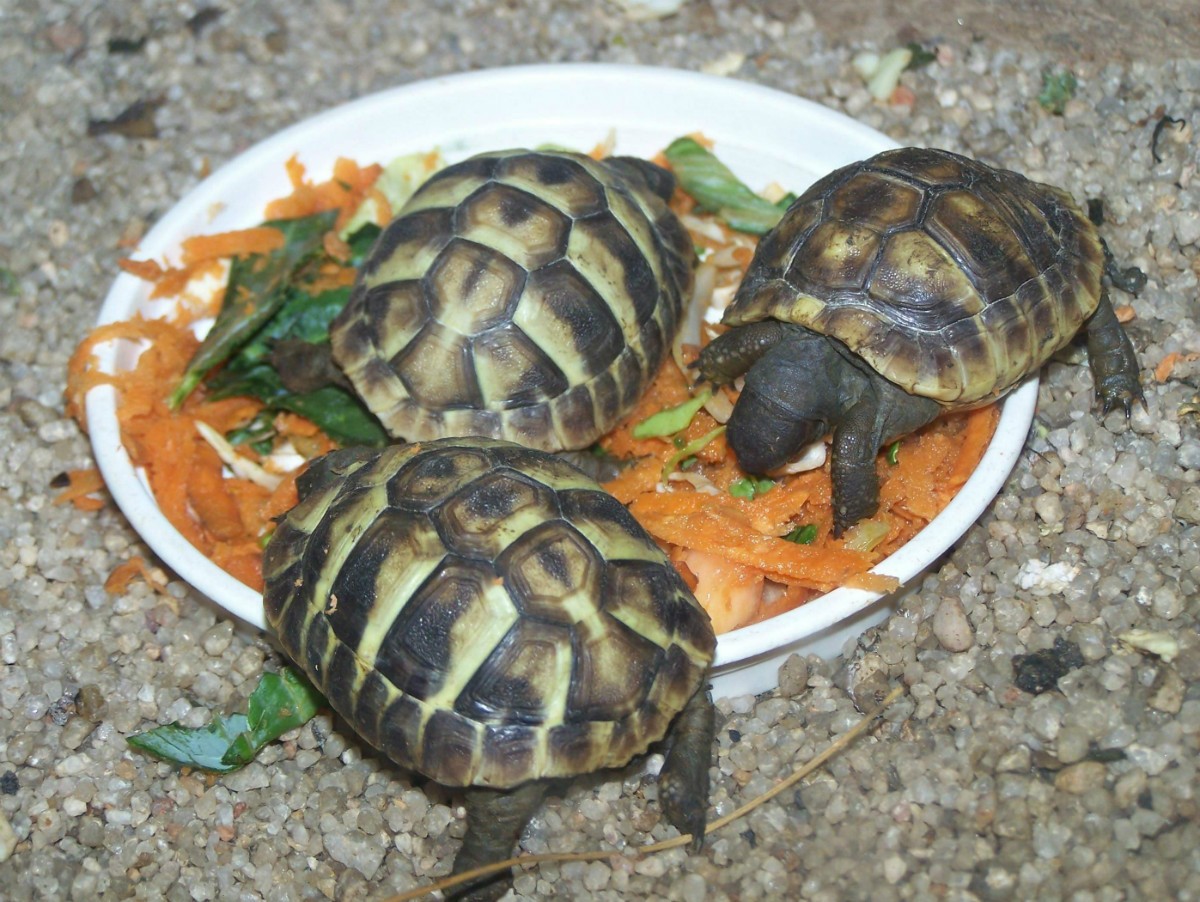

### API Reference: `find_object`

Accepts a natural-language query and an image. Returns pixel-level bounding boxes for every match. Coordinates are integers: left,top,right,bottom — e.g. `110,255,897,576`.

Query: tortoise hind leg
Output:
449,780,552,901
657,684,716,852
1085,291,1142,417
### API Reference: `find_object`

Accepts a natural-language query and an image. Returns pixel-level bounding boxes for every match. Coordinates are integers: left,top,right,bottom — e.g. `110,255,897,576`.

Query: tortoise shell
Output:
262,437,715,789
724,147,1107,406
330,149,695,451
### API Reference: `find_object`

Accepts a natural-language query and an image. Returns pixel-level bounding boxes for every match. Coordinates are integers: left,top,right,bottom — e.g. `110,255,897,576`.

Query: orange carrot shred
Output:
180,227,285,267
118,257,165,282
104,556,169,595
52,468,107,511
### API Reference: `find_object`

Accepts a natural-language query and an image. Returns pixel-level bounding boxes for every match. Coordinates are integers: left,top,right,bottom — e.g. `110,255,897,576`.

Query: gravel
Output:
3,1,1199,900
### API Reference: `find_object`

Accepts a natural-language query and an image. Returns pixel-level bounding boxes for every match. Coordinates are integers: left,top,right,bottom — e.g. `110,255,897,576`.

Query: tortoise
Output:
695,146,1142,534
326,148,695,453
262,437,716,900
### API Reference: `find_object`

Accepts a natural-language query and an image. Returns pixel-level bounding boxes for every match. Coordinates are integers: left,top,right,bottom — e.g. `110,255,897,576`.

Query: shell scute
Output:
471,323,568,409
423,237,528,336
456,618,572,725
513,260,625,383
568,617,664,722
433,469,561,560
501,521,604,625
827,171,924,232
453,182,571,272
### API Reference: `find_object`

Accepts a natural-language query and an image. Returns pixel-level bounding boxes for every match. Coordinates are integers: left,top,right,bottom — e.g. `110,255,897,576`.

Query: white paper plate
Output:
85,63,1035,699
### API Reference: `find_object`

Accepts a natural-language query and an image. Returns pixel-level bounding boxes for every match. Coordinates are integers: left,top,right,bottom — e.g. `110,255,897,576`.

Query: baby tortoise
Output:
696,147,1142,533
327,148,695,452
263,437,716,899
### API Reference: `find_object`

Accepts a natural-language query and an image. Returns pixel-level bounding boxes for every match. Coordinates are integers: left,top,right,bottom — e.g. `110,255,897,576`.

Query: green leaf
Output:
208,363,387,447
1038,69,1078,115
169,210,338,408
274,385,388,447
663,137,785,235
126,668,324,774
127,714,251,774
782,523,818,545
345,223,382,264
904,42,937,70
222,669,325,768
0,267,17,296
632,389,712,439
886,440,901,465
774,191,798,210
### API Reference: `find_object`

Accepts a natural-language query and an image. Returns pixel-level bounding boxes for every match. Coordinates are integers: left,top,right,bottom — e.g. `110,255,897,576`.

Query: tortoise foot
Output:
657,686,716,853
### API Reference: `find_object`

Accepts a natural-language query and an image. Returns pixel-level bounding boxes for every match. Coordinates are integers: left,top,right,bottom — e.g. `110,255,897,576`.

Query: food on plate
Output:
263,437,716,898
695,146,1141,535
66,139,1001,632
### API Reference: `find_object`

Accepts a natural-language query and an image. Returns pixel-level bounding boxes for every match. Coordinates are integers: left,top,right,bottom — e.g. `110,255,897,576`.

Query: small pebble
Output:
0,810,17,863
1055,761,1108,795
933,596,975,651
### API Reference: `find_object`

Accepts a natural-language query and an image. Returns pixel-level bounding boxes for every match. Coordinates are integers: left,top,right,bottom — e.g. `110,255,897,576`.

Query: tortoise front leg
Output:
450,780,552,902
1085,291,1143,417
693,320,794,385
830,373,940,536
657,684,716,852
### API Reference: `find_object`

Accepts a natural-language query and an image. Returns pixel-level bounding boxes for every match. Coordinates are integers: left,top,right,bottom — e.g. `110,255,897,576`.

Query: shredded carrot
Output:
180,227,285,267
69,149,998,630
1154,351,1200,382
52,468,107,512
118,258,165,282
104,556,169,595
263,155,383,230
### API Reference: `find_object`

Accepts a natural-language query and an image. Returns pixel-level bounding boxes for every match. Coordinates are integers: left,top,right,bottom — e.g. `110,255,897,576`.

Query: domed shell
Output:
724,147,1107,406
263,438,715,789
330,149,695,451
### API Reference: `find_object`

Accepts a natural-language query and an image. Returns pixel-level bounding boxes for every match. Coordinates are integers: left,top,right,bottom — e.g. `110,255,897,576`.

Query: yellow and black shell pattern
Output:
725,147,1107,406
263,437,715,790
330,149,695,451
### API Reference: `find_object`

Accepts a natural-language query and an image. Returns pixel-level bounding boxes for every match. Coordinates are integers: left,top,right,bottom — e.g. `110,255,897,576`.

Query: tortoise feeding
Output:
263,437,716,899
328,149,695,452
696,147,1142,534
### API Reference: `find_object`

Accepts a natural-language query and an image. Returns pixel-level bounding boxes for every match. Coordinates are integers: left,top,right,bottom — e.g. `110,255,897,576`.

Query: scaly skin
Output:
658,686,717,851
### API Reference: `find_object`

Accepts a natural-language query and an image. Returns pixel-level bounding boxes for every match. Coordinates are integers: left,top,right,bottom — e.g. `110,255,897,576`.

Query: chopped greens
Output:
904,42,937,70
662,425,725,481
1037,69,1077,115
663,137,785,235
167,209,389,446
632,388,712,439
886,440,901,465
126,668,324,774
782,524,818,545
169,211,338,408
729,476,774,500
